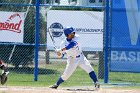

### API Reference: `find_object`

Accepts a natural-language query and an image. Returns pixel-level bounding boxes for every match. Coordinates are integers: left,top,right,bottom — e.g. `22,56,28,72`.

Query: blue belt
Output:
76,55,80,58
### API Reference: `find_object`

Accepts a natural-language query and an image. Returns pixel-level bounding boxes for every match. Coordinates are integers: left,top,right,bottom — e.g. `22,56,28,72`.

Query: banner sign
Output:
110,0,140,72
0,12,25,43
47,10,103,51
111,51,140,72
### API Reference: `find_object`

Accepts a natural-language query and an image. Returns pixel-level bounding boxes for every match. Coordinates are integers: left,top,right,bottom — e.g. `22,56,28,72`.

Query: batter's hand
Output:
56,48,66,58
55,49,62,57
57,51,61,56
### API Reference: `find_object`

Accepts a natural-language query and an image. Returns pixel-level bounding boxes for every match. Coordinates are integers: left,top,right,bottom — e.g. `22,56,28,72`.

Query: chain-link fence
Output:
109,0,140,86
0,0,139,87
0,0,35,86
39,3,104,86
0,0,104,87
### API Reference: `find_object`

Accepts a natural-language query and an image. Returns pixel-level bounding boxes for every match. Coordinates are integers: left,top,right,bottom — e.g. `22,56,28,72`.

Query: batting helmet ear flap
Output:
65,34,68,37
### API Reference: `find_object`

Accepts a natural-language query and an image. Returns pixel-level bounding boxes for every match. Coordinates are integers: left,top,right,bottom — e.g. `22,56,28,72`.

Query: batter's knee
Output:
61,74,70,80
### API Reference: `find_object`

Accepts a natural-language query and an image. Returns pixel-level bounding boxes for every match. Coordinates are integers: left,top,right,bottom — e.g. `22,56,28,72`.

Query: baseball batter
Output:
0,59,9,85
50,27,100,89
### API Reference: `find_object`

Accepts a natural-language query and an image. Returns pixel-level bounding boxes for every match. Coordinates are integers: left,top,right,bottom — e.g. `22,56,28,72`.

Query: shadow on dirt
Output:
7,67,59,74
66,88,96,92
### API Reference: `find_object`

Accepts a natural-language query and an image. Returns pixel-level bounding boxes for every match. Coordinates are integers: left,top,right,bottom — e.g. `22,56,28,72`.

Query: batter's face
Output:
67,32,75,39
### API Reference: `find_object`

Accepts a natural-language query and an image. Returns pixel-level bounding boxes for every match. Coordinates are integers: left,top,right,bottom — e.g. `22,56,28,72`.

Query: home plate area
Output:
0,86,139,93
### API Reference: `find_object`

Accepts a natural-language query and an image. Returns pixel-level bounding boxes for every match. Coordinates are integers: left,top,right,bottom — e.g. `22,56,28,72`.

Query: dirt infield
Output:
0,86,140,93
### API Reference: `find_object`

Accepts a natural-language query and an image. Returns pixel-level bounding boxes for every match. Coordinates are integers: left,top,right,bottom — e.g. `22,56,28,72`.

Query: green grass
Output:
5,63,140,88
109,72,140,83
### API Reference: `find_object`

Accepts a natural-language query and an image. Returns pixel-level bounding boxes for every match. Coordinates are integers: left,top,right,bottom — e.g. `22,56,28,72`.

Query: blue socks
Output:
89,71,98,83
56,77,64,86
55,72,97,86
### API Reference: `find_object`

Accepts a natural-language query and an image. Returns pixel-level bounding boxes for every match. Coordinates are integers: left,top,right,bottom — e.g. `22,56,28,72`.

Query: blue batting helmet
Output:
64,27,75,36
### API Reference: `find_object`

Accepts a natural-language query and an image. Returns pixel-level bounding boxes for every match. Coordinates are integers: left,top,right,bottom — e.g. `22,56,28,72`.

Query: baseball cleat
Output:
94,82,100,90
49,84,59,89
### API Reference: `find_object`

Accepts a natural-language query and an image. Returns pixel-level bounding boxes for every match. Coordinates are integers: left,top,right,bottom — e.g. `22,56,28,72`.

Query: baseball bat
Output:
47,28,64,58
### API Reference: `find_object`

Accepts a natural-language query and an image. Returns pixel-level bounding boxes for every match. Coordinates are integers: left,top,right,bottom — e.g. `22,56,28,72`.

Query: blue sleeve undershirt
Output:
65,42,76,50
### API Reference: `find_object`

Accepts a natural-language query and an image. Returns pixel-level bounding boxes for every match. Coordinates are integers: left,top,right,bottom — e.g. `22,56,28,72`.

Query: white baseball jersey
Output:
59,34,94,80
60,34,82,58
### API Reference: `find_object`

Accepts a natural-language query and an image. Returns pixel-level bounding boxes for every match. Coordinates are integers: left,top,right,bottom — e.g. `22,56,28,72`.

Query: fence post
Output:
104,0,109,83
98,51,104,79
34,0,40,81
